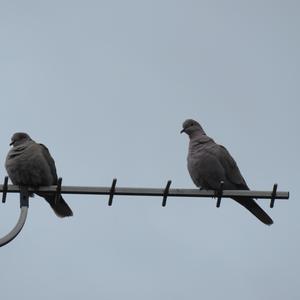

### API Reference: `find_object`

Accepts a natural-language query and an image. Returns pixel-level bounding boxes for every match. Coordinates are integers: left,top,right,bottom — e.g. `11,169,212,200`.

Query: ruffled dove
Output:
5,132,73,217
181,119,273,225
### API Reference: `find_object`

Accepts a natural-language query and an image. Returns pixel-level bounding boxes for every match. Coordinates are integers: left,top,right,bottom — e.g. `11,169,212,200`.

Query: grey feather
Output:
5,132,73,217
39,144,59,182
182,119,273,225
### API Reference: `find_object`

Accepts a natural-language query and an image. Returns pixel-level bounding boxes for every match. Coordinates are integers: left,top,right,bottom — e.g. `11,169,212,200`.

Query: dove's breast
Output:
187,140,226,189
5,143,53,186
187,143,210,187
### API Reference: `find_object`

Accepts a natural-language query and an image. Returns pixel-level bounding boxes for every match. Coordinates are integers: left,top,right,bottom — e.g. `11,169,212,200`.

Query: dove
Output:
181,119,273,225
5,132,73,217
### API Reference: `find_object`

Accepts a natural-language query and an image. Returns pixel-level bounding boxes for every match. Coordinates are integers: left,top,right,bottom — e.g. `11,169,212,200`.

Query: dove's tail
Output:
232,197,273,225
37,193,73,218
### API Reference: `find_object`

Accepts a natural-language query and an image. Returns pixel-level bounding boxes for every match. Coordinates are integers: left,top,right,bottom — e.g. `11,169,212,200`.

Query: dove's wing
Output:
216,145,249,189
39,144,58,184
36,143,73,217
208,144,273,225
190,141,248,190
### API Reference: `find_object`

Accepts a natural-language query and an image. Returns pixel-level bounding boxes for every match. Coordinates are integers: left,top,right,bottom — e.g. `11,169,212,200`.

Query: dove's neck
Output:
189,129,206,140
189,132,214,146
188,134,214,157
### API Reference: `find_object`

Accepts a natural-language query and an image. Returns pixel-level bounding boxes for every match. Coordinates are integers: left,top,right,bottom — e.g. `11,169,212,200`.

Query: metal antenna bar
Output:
0,184,289,200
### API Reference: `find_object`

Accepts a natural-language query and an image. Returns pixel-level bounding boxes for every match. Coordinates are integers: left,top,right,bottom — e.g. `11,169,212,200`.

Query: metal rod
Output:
0,184,289,200
162,180,172,207
216,181,224,208
270,183,278,208
2,176,8,203
108,178,117,206
55,177,62,205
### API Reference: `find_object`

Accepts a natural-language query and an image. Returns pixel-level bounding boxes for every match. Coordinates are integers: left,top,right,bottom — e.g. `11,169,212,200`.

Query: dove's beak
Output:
9,141,14,146
180,129,185,134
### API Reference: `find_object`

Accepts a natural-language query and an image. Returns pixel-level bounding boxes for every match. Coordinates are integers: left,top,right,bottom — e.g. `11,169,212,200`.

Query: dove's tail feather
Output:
232,197,273,225
37,193,73,217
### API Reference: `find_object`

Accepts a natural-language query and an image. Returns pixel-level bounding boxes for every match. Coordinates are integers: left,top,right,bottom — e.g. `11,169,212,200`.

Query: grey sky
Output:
0,1,299,299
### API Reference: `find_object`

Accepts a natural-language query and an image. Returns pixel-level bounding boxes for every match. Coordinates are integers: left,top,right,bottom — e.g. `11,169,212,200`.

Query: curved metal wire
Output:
0,187,29,247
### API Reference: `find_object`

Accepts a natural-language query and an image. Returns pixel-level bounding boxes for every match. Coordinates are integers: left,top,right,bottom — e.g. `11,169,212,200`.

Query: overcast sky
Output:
0,1,299,299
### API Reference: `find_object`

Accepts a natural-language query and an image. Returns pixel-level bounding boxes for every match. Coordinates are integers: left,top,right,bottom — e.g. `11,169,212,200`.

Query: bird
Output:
181,119,273,225
5,132,73,217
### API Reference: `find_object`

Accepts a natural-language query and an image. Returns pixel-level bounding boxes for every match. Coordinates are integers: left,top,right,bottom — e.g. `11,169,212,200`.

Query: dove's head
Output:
181,119,205,136
10,132,32,147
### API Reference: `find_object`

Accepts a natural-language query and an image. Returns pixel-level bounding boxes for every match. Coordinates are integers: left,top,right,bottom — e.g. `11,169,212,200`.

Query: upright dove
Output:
5,132,73,217
181,119,273,225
